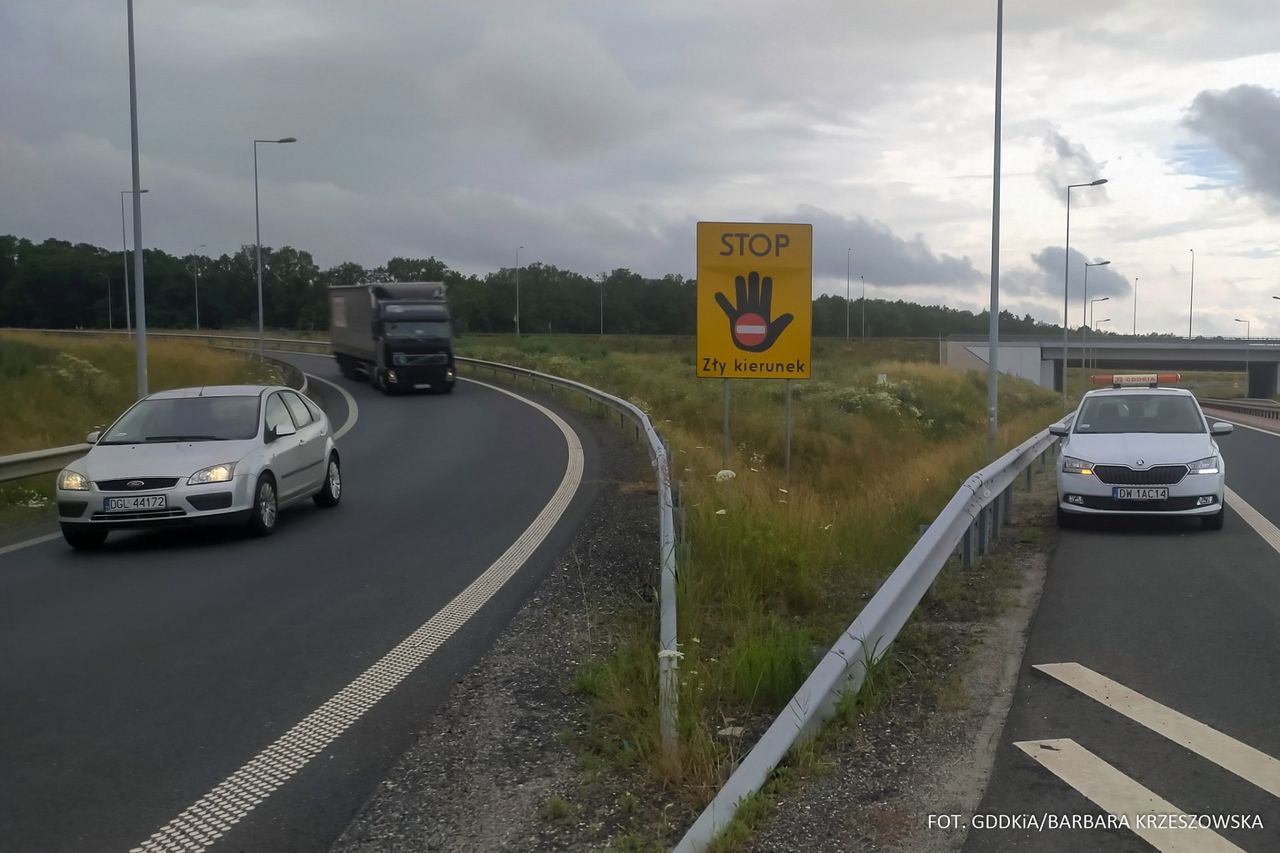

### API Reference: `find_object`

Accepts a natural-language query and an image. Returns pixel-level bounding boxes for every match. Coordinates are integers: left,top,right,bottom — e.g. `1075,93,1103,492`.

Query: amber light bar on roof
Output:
1090,372,1182,387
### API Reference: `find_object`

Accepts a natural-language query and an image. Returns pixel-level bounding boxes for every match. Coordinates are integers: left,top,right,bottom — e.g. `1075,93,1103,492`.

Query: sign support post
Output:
722,380,731,469
784,380,792,488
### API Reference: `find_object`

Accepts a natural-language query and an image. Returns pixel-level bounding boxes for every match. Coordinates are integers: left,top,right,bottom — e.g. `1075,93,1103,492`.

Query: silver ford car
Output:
55,385,341,549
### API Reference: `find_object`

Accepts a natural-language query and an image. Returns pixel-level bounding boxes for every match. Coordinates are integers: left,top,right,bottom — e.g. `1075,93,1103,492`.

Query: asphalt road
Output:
0,353,601,853
963,418,1280,852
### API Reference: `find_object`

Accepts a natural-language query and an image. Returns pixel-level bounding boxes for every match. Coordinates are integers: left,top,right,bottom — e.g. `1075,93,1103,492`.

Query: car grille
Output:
392,352,449,366
1076,496,1207,512
1093,465,1187,486
90,508,187,521
96,477,180,491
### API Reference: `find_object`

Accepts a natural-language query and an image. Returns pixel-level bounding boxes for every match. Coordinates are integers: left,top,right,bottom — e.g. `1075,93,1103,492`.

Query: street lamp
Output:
1060,177,1108,402
1081,259,1110,368
1236,318,1251,377
1133,276,1139,335
1188,248,1195,339
861,275,867,342
254,136,297,358
125,0,148,396
1088,296,1109,369
1093,318,1111,369
192,244,205,330
599,271,605,337
845,248,851,341
119,188,148,338
515,245,523,336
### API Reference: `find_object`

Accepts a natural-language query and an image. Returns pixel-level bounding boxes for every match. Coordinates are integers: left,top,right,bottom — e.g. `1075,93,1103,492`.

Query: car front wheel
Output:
314,453,341,508
248,474,279,536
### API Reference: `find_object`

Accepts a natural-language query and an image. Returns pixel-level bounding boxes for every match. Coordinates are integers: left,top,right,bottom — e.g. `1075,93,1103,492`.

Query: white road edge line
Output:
129,378,584,853
300,370,359,441
1034,662,1280,799
1224,487,1280,555
1013,738,1245,853
0,532,61,557
1203,413,1280,438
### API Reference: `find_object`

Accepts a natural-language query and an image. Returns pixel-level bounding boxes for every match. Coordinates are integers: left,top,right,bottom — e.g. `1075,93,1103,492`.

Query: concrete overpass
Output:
945,335,1280,397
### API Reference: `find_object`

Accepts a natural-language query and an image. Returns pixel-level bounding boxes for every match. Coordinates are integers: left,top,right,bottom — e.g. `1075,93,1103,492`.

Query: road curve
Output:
0,352,602,853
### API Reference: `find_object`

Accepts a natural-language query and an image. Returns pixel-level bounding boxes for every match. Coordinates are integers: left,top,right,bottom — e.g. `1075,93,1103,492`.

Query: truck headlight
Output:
188,463,236,485
58,469,90,491
1062,457,1095,476
1187,456,1220,475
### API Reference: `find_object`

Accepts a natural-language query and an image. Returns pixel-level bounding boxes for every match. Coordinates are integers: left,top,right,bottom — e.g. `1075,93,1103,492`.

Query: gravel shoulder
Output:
331,405,664,853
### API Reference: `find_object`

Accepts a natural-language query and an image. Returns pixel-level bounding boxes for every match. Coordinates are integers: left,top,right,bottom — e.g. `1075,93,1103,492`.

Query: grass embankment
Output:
456,336,1061,821
0,331,284,524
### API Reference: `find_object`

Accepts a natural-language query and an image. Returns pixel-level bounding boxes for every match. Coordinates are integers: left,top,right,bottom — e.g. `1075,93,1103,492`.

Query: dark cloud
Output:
1003,247,1131,321
1036,129,1109,204
1185,85,1280,209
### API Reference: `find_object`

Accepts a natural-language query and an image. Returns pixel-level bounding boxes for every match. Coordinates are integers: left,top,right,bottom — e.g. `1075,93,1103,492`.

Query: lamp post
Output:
192,244,205,330
1088,296,1109,369
861,275,867,342
845,248,851,341
1188,248,1195,339
1081,259,1110,368
1060,177,1109,403
987,0,1005,458
125,0,149,395
1094,318,1111,368
1236,318,1250,378
1133,276,1139,335
254,136,297,358
119,188,148,338
599,271,605,337
103,274,112,329
515,245,523,336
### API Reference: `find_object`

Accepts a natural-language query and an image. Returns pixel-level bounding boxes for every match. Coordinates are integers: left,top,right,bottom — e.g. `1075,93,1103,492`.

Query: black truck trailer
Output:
328,282,456,394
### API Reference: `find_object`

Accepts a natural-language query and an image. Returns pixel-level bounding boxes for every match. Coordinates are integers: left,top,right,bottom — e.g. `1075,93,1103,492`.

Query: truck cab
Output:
329,282,456,394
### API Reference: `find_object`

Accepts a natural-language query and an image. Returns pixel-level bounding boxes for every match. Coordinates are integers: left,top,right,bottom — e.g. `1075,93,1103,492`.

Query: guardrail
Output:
673,421,1065,852
455,357,681,761
1198,397,1280,420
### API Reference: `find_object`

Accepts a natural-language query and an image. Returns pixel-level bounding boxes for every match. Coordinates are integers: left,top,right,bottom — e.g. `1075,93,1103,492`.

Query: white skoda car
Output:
1051,382,1231,530
55,385,341,549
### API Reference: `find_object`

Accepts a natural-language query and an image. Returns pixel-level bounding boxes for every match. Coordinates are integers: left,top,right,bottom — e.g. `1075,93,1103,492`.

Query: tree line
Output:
0,234,1181,339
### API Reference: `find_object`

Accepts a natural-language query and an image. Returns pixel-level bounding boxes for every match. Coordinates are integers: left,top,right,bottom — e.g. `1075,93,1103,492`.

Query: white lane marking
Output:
1014,738,1245,853
298,370,359,441
1035,662,1280,799
0,532,61,557
1204,414,1280,438
1224,487,1280,554
129,379,583,853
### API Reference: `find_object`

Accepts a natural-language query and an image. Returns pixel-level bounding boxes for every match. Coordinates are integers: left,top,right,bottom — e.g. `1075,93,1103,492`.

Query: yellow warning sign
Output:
696,222,812,379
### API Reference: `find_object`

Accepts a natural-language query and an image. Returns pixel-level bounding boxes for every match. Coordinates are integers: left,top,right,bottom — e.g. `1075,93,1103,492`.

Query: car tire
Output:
61,525,108,550
1202,506,1225,530
248,474,279,536
1056,507,1079,529
314,453,341,508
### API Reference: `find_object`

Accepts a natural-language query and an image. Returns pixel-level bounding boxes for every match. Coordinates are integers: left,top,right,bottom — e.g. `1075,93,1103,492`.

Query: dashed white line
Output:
128,378,583,853
1034,662,1280,799
1014,738,1245,853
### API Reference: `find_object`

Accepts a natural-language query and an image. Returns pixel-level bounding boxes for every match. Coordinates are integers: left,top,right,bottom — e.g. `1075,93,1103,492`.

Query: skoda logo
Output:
1136,459,1144,467
127,480,145,488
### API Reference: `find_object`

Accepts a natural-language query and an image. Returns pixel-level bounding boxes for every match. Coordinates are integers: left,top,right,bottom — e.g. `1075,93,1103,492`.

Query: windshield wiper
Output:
143,435,224,442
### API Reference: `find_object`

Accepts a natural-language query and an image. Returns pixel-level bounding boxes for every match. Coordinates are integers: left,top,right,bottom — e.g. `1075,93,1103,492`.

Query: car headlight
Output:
1187,456,1220,475
58,469,90,491
1062,456,1095,476
188,463,236,485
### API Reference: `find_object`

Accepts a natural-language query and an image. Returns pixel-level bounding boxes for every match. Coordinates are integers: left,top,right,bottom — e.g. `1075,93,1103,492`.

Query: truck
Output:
328,281,456,394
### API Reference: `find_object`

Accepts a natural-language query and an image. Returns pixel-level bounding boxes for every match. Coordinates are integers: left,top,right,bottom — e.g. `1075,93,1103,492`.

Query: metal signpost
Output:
696,222,813,476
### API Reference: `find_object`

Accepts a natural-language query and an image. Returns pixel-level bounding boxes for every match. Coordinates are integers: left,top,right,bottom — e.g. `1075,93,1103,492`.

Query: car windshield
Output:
99,396,261,444
1074,394,1206,435
383,320,450,339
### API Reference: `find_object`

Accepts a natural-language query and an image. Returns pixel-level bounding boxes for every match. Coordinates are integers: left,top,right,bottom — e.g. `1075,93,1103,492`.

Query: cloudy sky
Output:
4,0,1280,335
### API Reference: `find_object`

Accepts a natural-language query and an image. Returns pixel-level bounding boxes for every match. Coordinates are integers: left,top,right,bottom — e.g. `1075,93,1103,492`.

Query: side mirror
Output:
268,422,297,442
1049,424,1070,437
1210,422,1234,436
85,431,100,444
